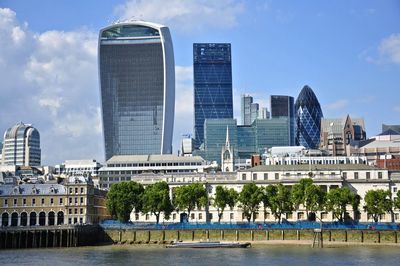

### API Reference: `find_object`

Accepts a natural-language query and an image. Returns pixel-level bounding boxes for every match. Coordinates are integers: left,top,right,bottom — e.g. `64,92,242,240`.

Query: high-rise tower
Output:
193,43,233,148
295,85,323,149
270,95,295,145
99,21,175,160
241,94,259,125
2,122,41,166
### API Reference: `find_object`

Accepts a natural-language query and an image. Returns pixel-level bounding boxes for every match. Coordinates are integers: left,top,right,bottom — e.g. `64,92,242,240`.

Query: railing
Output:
100,220,400,230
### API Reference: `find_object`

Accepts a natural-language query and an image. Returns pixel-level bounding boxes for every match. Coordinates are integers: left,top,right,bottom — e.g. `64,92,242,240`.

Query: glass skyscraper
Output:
295,85,323,149
99,21,175,160
270,95,295,145
2,122,41,166
193,43,233,148
241,94,259,126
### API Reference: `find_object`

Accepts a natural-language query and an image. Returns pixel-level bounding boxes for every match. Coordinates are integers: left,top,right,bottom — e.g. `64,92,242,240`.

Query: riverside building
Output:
99,20,175,160
270,95,296,146
131,164,398,224
0,175,109,227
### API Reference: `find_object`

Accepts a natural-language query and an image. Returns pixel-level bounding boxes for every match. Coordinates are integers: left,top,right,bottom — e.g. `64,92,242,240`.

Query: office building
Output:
320,115,366,156
270,95,295,145
55,159,102,177
241,94,259,125
99,21,175,160
2,122,41,166
295,85,323,149
193,43,233,148
258,107,270,119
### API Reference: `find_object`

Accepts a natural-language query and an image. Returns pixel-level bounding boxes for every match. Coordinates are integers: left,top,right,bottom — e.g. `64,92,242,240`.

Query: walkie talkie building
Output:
99,21,175,160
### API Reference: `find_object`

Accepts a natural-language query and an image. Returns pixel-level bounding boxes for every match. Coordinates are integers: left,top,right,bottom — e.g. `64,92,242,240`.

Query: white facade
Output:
131,164,399,224
55,159,102,177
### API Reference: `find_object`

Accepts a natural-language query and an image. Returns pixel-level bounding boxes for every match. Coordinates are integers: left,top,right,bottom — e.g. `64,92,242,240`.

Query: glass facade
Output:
201,118,289,164
241,94,259,126
99,22,175,160
2,122,41,166
295,85,323,149
193,43,233,148
270,95,295,146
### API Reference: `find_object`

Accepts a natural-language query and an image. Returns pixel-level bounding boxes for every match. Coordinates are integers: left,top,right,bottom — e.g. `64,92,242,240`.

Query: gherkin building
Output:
295,85,323,149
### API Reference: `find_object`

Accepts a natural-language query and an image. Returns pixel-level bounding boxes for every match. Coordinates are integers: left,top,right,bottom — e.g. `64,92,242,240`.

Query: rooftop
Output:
244,164,382,172
107,155,205,163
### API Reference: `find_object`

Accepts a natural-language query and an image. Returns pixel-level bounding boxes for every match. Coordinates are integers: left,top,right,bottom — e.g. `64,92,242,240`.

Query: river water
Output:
0,244,398,265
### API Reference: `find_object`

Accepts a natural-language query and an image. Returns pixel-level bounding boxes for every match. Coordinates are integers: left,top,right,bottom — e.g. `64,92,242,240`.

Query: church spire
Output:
225,126,230,147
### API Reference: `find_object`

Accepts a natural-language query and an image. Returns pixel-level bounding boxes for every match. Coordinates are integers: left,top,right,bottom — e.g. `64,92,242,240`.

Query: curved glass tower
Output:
295,85,323,149
99,21,175,160
2,122,41,166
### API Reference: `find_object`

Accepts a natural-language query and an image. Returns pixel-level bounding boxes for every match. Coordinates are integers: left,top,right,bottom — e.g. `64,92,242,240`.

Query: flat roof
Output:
242,164,382,172
107,155,205,163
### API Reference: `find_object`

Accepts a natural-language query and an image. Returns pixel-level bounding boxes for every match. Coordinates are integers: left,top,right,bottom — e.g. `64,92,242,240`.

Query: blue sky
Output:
0,0,399,165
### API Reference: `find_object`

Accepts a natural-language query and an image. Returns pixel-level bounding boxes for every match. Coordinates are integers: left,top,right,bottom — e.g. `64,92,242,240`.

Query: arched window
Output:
1,212,9,226
57,211,64,225
30,212,37,226
39,212,46,226
20,212,28,226
11,212,18,226
48,211,55,226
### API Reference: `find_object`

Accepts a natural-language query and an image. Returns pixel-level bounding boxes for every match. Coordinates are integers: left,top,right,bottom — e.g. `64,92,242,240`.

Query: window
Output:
50,198,54,205
366,172,370,180
354,172,358,180
135,214,139,220
172,214,176,220
145,214,149,220
68,218,72,224
275,173,279,180
208,213,213,220
13,198,17,206
4,199,8,206
81,187,84,194
80,197,84,204
378,172,383,179
242,174,246,181
69,188,73,194
199,213,202,220
343,172,347,179
297,212,304,220
23,198,26,205
191,213,195,220
60,198,63,205
69,198,72,204
79,218,83,224
75,188,78,194
69,209,72,215
252,173,257,180
394,187,398,193
74,208,78,214
75,197,78,204
230,213,234,220
286,213,293,219
395,213,399,220
80,208,83,214
321,212,327,220
41,198,45,205
32,198,36,206
264,173,268,180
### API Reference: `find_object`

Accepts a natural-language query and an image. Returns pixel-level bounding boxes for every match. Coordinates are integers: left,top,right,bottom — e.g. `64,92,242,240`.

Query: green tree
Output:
363,189,393,222
173,183,208,221
267,184,293,223
394,190,400,210
142,181,174,224
213,186,238,222
106,181,144,222
291,178,326,220
325,187,360,222
238,183,263,223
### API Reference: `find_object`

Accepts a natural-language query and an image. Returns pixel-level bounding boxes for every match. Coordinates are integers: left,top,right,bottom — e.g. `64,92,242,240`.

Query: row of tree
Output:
106,179,400,224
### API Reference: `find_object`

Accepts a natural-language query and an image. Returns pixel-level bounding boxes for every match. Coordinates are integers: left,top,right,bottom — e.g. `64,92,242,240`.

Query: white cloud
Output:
378,33,400,64
325,99,349,110
0,8,102,164
114,0,245,32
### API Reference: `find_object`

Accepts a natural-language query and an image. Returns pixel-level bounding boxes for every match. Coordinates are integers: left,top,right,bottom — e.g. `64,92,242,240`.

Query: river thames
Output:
0,244,399,265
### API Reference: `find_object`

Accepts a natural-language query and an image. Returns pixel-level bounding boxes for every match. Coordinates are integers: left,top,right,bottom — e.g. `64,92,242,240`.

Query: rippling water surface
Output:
0,244,399,265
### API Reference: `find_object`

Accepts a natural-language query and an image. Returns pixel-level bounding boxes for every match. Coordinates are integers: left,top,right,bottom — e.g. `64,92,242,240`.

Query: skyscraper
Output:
295,85,323,149
193,43,233,148
270,95,295,145
99,21,175,160
2,122,41,166
241,94,259,125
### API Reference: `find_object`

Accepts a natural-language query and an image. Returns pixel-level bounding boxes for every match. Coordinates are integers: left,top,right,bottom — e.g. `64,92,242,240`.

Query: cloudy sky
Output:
0,0,399,165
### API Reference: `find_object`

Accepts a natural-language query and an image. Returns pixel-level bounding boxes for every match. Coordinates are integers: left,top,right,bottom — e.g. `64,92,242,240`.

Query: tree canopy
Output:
291,178,325,219
106,181,144,222
363,189,392,222
142,181,174,224
173,183,208,221
238,182,263,223
213,185,238,222
325,187,359,222
267,184,293,223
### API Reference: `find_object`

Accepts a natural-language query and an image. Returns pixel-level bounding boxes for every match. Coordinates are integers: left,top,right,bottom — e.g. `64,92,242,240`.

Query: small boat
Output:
165,241,251,248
